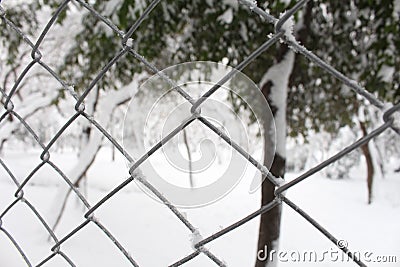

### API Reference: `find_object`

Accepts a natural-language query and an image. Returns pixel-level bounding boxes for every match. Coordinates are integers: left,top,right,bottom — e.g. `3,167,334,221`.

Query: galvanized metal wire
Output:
0,0,399,266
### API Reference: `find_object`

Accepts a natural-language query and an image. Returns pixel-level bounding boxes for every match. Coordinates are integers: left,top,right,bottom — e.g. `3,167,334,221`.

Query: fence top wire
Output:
0,0,399,266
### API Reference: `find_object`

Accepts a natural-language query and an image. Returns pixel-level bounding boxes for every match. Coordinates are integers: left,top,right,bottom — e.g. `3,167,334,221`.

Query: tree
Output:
296,0,400,205
0,1,146,230
52,3,294,265
80,2,397,266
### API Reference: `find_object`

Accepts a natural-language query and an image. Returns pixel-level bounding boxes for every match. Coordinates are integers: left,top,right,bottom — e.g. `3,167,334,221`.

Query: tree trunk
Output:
182,128,194,188
359,121,374,204
255,3,313,265
48,76,143,233
255,47,294,267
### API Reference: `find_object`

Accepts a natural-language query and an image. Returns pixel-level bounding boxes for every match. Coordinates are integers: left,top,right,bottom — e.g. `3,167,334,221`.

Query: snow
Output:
259,51,295,158
278,12,296,43
190,229,203,250
47,74,144,227
378,65,395,83
1,147,399,266
243,0,257,11
394,0,400,19
103,0,122,16
218,8,233,24
280,172,400,267
125,38,134,48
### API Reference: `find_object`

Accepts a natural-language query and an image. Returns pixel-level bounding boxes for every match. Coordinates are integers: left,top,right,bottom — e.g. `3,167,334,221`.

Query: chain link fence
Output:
0,0,399,266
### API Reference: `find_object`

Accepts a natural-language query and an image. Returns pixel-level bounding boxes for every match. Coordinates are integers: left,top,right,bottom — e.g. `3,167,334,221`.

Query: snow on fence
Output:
0,0,399,266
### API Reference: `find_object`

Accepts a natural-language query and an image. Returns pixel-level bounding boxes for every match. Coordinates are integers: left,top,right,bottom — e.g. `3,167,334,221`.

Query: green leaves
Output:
2,0,398,137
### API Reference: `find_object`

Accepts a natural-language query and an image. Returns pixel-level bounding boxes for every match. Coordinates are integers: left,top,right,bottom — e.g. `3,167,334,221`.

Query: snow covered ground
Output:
0,147,399,266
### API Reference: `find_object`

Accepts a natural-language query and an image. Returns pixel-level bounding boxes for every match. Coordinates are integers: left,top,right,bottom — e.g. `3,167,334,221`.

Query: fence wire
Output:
0,0,399,267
